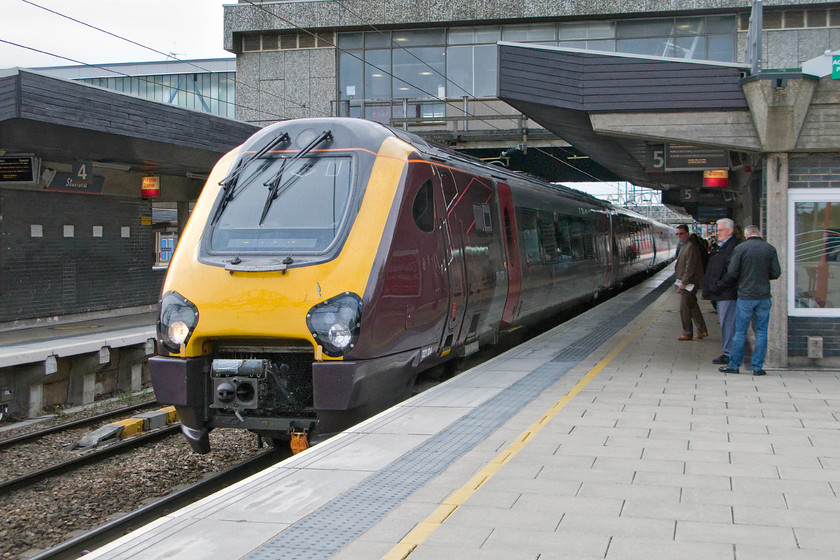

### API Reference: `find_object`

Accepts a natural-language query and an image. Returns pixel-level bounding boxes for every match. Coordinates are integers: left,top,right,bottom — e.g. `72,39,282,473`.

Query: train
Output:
149,117,675,454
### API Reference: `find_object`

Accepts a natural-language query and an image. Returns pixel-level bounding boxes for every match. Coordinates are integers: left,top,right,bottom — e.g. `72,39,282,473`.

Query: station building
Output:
224,0,840,367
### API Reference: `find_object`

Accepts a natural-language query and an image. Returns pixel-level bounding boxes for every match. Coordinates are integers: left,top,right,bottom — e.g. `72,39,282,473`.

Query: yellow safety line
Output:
381,298,666,560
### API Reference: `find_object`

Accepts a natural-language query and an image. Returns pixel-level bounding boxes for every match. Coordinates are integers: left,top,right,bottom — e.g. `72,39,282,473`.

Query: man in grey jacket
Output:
718,225,782,376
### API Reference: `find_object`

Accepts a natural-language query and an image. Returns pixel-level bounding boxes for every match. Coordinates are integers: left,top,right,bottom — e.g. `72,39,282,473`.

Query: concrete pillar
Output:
117,347,150,393
68,350,109,406
12,362,50,418
765,153,788,368
28,382,43,418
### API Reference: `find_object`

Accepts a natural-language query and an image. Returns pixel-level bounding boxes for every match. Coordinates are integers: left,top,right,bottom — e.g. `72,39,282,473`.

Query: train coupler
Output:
290,427,310,454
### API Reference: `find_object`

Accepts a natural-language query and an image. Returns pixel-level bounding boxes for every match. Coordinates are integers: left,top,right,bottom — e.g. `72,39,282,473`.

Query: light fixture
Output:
186,172,209,180
93,161,132,171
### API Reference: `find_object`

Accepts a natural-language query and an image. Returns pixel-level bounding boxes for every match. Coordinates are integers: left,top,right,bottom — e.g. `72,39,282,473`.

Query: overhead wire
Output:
10,0,607,182
0,38,292,123
10,0,329,119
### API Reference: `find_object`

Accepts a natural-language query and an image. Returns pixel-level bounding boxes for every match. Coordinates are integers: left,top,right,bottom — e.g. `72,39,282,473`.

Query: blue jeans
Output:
728,298,772,371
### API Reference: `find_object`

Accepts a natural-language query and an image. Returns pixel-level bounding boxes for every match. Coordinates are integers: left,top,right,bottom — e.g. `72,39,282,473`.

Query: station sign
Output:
0,155,39,184
681,187,738,205
645,144,729,172
665,144,729,171
833,55,840,79
696,206,732,223
662,187,738,207
141,176,161,197
702,170,729,187
46,172,104,194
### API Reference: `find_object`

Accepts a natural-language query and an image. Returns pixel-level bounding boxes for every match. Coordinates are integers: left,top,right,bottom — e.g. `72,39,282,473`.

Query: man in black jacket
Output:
719,225,782,376
703,218,740,365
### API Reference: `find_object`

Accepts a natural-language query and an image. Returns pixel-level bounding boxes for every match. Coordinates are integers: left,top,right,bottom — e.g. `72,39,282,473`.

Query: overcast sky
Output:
0,0,231,69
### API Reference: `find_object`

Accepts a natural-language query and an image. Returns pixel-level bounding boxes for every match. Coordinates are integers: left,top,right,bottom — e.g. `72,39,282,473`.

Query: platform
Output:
85,267,840,560
0,310,156,369
0,311,156,417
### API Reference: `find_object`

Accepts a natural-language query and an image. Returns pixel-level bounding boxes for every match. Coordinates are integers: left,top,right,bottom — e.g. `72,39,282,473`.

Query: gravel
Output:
0,421,266,559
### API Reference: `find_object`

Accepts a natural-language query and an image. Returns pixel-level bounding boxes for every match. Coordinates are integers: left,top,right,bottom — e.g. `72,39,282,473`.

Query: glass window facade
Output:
790,189,840,316
337,15,737,114
81,72,237,119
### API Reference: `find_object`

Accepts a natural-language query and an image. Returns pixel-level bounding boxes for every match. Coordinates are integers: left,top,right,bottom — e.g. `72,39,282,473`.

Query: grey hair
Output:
744,224,761,237
717,218,734,230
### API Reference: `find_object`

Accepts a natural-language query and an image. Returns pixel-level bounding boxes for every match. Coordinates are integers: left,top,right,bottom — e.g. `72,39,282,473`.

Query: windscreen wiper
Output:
258,130,332,225
211,132,290,225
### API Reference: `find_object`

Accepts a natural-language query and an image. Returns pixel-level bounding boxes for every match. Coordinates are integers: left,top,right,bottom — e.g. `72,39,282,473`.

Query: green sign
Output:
833,56,840,79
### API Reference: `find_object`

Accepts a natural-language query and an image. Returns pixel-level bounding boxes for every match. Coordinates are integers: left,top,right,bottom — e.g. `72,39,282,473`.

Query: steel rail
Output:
0,400,158,450
26,449,285,560
0,424,181,494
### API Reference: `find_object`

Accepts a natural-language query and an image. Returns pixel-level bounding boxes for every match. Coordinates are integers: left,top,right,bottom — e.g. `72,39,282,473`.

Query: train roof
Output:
239,118,670,229
383,124,610,208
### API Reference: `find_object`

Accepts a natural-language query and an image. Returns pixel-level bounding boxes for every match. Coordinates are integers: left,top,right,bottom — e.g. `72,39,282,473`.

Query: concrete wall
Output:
236,47,336,124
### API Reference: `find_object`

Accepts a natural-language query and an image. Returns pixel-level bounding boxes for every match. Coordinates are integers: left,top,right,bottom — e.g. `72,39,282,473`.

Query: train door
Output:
437,167,468,354
497,182,521,326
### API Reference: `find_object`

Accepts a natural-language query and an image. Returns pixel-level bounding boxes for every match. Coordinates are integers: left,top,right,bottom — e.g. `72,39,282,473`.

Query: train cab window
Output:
208,155,353,254
412,180,435,232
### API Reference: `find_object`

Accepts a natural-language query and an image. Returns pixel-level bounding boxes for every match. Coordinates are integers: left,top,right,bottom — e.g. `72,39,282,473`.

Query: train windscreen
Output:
208,156,353,253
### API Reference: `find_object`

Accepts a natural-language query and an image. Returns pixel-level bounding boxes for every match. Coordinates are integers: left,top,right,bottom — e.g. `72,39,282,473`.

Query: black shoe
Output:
712,355,729,365
752,370,766,376
719,366,740,374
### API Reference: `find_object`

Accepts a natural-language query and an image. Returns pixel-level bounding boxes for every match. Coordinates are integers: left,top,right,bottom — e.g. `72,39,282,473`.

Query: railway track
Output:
0,399,159,450
0,423,182,494
26,449,286,560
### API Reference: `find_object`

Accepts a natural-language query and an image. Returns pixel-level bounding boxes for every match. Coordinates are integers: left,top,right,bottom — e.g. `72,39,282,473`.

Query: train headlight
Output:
306,292,363,357
158,291,199,354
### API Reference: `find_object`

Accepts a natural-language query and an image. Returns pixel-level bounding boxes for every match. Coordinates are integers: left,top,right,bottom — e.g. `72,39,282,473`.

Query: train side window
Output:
554,216,573,261
412,180,435,232
538,211,557,263
519,209,540,263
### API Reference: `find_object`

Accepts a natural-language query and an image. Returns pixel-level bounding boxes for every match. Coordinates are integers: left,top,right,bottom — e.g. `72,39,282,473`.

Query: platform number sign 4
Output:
72,160,93,186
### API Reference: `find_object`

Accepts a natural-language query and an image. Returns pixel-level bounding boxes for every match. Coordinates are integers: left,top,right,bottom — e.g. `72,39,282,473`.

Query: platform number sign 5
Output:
72,160,93,186
645,145,666,172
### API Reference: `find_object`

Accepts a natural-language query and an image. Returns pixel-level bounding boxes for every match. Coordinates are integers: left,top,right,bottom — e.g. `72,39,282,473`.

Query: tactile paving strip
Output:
247,276,673,560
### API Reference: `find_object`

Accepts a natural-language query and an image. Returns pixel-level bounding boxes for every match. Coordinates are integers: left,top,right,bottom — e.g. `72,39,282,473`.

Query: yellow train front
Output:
150,118,458,453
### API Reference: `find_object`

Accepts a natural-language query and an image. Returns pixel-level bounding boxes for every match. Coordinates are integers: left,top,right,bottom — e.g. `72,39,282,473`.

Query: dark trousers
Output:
680,289,707,337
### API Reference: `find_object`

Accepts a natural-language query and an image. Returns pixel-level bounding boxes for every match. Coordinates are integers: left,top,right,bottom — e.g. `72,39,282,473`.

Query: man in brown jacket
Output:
674,225,708,341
